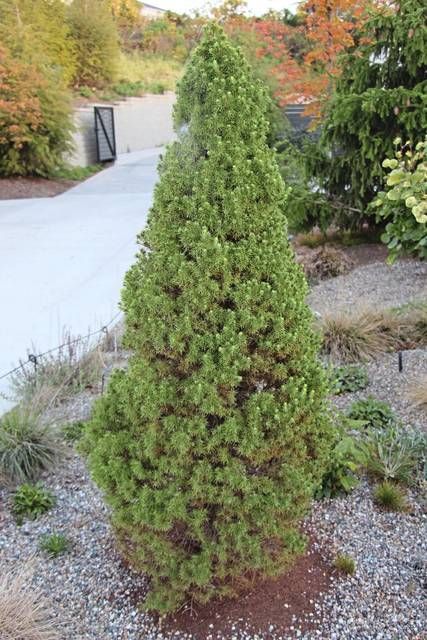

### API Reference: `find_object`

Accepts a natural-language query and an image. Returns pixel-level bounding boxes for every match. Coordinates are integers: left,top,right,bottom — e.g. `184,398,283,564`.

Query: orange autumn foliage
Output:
0,45,43,152
0,44,72,176
299,0,374,116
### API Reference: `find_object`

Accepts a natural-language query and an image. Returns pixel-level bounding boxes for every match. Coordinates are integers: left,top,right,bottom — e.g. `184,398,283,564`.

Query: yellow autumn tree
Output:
0,0,76,85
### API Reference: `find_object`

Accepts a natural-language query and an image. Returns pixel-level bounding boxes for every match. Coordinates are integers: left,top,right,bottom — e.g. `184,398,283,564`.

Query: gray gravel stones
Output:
331,348,427,432
308,260,427,316
304,481,426,640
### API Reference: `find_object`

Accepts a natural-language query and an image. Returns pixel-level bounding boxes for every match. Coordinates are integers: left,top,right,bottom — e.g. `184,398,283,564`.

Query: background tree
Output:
68,0,120,87
314,0,427,226
84,24,333,614
0,0,76,85
109,0,142,50
297,0,373,118
0,44,73,176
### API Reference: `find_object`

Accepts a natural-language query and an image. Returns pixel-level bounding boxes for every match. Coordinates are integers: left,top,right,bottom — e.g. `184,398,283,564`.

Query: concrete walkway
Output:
0,148,162,414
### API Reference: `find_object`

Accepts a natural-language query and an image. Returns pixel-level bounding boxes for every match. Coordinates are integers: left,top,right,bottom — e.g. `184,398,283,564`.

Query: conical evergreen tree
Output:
85,24,333,613
314,0,427,222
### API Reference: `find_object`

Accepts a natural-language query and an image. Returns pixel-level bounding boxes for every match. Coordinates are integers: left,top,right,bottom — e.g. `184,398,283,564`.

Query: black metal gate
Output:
94,106,117,162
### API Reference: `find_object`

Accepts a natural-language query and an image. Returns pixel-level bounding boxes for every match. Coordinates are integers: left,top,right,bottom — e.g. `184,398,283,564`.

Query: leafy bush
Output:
0,0,77,86
62,420,86,444
300,246,353,282
112,80,144,96
347,396,396,431
313,0,427,227
333,554,356,575
68,0,120,87
331,365,369,395
146,81,166,95
13,483,56,523
373,481,408,512
361,425,426,485
84,24,333,614
116,51,183,91
275,138,332,234
78,85,94,98
0,408,60,484
0,45,73,177
0,565,59,640
50,164,102,181
39,533,70,557
371,137,427,261
316,415,365,499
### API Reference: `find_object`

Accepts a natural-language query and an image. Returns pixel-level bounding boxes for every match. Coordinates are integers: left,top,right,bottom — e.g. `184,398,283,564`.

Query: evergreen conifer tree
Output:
85,24,333,614
315,0,427,224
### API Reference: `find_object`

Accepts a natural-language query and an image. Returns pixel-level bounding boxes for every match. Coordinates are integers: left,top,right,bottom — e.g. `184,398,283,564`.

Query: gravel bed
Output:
1,455,425,640
303,481,426,640
330,348,427,432
308,260,427,315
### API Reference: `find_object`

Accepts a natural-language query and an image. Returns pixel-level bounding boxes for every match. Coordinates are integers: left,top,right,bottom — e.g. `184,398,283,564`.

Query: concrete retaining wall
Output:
68,93,176,166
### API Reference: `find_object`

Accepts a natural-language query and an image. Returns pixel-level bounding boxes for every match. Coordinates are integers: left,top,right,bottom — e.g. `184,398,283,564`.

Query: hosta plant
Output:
347,396,396,431
316,415,365,499
12,483,56,524
371,137,427,261
331,365,369,395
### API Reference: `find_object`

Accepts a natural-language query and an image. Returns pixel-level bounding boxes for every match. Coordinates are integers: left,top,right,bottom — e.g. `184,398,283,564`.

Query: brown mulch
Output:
293,241,388,270
343,242,388,266
0,176,77,200
160,540,334,639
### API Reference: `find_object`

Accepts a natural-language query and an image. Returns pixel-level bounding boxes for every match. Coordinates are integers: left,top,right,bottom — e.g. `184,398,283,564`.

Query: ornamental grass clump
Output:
84,24,333,614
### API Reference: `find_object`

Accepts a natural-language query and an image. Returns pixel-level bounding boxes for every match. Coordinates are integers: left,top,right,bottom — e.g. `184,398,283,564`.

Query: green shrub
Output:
0,408,60,483
316,416,365,499
371,137,427,262
333,554,356,575
84,24,333,614
78,85,94,98
312,0,427,228
0,45,73,177
50,164,102,181
0,0,77,86
68,0,120,87
361,425,426,485
39,533,70,556
61,420,86,444
145,81,166,94
13,483,55,523
373,481,408,512
112,80,144,96
347,396,396,430
331,365,369,395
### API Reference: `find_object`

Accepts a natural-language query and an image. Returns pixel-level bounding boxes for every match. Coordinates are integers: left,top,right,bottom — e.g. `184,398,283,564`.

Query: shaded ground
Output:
0,177,78,200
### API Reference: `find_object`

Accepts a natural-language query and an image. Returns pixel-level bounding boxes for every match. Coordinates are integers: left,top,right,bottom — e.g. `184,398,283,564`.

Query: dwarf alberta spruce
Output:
85,24,333,613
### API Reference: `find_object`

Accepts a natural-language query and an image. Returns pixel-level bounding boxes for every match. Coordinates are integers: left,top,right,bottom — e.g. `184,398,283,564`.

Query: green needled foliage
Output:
85,24,333,614
314,0,427,227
